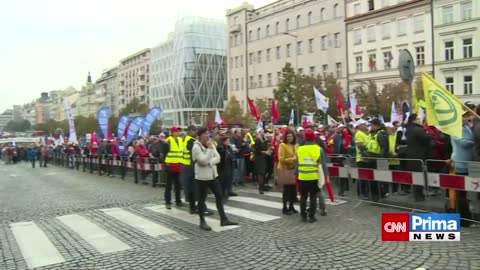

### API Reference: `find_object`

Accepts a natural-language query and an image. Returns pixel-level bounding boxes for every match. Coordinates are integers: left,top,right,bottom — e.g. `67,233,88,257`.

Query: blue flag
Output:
117,115,129,139
126,117,144,146
142,107,162,137
97,107,110,139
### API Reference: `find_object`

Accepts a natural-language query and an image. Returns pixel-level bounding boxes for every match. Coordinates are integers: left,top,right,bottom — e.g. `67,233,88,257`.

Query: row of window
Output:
353,14,425,45
441,1,473,24
230,63,343,91
355,46,425,73
445,76,473,95
241,3,341,43
444,38,473,61
230,34,342,68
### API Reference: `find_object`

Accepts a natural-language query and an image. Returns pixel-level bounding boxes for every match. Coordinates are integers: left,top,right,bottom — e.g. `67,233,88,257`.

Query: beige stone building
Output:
345,0,433,92
433,0,480,104
95,67,118,115
226,0,347,112
117,49,151,111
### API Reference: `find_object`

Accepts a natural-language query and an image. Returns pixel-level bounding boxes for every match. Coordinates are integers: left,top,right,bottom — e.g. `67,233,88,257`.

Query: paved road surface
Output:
1,163,479,270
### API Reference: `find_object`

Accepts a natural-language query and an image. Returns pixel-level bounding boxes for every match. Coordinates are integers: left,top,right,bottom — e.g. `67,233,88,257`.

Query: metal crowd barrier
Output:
51,154,167,188
325,154,480,224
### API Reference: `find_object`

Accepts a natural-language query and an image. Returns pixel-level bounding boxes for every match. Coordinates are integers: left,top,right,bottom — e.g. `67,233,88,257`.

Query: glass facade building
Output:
150,17,227,127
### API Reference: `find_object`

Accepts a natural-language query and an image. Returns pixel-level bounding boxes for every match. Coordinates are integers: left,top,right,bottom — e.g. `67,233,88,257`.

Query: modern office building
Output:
150,16,227,127
433,0,479,104
226,0,347,112
117,49,151,110
345,0,433,92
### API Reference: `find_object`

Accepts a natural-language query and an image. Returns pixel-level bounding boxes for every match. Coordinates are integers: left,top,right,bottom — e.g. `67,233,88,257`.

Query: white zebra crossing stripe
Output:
145,205,239,232
228,196,283,209
10,221,65,269
206,203,280,222
238,190,348,206
57,214,131,254
100,208,178,237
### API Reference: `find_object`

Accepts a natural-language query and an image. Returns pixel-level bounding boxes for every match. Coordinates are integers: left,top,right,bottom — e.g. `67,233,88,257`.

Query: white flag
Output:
64,97,77,143
313,87,329,113
349,94,358,115
58,135,64,145
215,109,222,124
327,115,339,126
257,121,264,132
288,109,294,125
390,101,397,122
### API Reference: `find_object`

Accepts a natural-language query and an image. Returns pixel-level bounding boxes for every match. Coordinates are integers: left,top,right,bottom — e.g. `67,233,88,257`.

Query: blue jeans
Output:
233,158,244,184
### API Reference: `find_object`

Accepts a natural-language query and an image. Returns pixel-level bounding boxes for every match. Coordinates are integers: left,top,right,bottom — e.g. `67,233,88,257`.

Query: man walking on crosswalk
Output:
192,127,238,231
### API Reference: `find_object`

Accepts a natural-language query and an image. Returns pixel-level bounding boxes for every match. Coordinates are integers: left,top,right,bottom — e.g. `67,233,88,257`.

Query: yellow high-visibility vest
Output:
296,144,321,181
245,133,255,160
388,134,400,165
182,135,195,165
165,136,183,164
367,131,381,155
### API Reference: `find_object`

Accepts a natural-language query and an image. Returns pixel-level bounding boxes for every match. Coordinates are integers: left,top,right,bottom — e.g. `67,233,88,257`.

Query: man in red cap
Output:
295,128,329,222
163,126,184,209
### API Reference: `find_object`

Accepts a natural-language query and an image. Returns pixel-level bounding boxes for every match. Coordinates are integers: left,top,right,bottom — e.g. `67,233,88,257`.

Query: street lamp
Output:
283,32,300,125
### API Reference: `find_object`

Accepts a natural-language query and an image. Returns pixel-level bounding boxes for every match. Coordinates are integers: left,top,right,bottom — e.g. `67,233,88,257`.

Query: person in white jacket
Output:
192,127,238,231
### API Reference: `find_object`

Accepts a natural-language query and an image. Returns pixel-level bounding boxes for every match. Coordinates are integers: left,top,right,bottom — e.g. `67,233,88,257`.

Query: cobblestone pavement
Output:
1,163,480,270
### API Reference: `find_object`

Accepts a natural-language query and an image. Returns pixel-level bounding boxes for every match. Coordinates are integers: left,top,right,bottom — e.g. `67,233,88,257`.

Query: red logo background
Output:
381,213,409,241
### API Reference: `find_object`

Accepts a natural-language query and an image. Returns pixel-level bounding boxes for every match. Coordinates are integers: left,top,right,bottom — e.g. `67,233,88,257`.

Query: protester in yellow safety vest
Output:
164,126,184,209
354,119,370,200
295,128,329,223
180,126,198,214
365,118,389,202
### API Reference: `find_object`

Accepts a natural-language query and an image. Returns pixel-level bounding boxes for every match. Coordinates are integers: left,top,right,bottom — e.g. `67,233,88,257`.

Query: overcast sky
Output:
0,0,272,113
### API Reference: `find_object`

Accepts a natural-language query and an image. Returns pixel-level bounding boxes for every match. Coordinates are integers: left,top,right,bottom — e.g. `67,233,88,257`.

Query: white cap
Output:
354,119,368,128
318,124,324,129
281,125,288,128
297,127,304,132
384,122,394,128
337,124,346,129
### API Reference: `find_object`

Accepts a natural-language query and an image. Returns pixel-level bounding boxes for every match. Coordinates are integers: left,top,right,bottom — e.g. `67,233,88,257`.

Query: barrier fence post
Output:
82,156,86,172
98,155,103,176
133,158,138,184
75,155,80,170
151,158,156,187
89,155,94,174
120,156,126,180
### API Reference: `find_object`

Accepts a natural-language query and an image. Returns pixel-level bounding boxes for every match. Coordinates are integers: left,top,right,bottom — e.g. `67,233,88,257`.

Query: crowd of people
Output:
2,102,479,226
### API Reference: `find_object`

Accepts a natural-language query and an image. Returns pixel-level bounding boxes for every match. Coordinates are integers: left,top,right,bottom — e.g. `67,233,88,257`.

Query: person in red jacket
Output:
136,139,153,180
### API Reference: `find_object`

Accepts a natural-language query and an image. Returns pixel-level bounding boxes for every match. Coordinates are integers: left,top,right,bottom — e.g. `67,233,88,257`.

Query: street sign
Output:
398,49,415,83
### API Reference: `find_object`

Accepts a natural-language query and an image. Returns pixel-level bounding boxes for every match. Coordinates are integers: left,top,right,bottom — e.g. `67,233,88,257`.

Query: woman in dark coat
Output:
405,113,432,201
254,131,270,194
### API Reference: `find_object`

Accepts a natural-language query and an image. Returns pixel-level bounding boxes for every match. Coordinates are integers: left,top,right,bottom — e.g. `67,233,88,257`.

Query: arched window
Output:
320,8,325,21
266,25,270,36
248,30,253,41
308,11,312,25
296,15,301,28
257,27,261,39
286,18,290,31
333,4,339,18
275,21,280,34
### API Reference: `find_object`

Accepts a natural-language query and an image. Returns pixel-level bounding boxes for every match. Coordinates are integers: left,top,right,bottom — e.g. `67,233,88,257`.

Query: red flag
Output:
325,179,335,202
271,129,278,163
247,97,261,121
107,123,113,140
271,99,279,124
91,131,99,144
355,105,362,115
334,86,344,117
302,117,308,128
342,129,352,150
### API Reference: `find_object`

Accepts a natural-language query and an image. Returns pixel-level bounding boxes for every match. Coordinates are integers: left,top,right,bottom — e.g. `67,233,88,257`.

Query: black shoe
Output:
176,201,184,207
228,192,238,197
301,216,308,223
204,211,212,216
282,208,292,215
309,216,317,223
320,210,327,216
289,206,298,214
165,204,172,209
220,219,238,226
259,187,264,195
200,222,212,231
189,208,198,215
